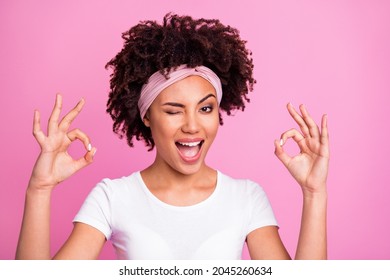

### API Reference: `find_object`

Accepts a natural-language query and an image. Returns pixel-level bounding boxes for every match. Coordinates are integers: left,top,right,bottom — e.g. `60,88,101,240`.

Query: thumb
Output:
274,139,291,167
73,147,97,171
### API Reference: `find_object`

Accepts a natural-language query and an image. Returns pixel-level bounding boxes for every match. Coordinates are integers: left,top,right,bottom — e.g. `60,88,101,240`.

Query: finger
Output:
280,128,307,151
59,98,85,131
85,147,97,163
48,94,63,135
67,128,92,151
274,139,291,167
73,147,97,171
320,114,330,151
286,103,310,138
299,104,320,139
32,110,46,144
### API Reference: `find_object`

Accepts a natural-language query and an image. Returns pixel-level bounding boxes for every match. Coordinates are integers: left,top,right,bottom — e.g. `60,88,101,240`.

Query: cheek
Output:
204,117,220,139
150,118,177,143
211,124,219,139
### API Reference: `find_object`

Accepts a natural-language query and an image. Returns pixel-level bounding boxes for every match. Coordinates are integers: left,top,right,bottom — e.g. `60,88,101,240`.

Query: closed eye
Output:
165,111,181,115
163,102,184,115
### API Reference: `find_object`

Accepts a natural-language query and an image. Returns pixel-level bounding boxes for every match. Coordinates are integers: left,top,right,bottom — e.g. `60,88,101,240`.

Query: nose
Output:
181,112,200,134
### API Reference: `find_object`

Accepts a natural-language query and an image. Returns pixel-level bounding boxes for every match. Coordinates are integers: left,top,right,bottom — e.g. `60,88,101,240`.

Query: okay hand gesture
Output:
274,103,329,195
29,94,96,190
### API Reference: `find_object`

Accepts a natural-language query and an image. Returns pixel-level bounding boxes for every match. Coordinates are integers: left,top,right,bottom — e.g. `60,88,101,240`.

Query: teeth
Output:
178,141,201,147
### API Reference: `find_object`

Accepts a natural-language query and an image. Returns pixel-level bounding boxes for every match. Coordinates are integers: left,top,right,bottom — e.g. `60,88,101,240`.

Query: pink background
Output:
1,0,389,260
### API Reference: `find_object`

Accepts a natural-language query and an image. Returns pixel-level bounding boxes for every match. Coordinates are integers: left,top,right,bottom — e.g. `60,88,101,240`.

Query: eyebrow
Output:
162,93,216,108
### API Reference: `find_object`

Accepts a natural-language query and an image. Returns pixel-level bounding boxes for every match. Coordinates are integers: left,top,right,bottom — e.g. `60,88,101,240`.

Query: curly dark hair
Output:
105,13,256,150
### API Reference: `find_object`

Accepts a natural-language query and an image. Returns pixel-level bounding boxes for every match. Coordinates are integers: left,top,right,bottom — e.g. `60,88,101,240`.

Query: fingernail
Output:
280,139,284,146
88,143,92,151
93,148,97,157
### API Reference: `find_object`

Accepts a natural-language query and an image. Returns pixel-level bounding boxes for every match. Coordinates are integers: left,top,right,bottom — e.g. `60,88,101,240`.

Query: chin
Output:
170,160,206,176
175,165,203,176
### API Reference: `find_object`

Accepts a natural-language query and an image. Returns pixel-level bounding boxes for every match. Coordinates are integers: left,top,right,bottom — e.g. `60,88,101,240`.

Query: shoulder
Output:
218,171,263,192
90,171,141,199
218,171,266,197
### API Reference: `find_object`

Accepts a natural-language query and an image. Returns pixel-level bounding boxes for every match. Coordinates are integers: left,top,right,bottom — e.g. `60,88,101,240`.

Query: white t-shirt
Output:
73,171,278,259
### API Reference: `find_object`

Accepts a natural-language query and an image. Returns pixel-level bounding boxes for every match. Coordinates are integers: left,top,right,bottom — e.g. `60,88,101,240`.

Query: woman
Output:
16,13,329,260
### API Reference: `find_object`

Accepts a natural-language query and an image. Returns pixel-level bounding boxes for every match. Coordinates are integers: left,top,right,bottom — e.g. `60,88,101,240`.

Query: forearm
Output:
15,186,53,259
295,189,327,260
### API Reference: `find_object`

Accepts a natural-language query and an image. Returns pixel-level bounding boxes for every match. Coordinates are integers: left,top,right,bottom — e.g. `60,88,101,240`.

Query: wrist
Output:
27,180,55,195
301,185,328,200
25,184,53,209
301,187,328,218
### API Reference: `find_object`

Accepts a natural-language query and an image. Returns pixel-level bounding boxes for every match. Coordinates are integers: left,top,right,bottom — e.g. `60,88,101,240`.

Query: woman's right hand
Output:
29,94,96,191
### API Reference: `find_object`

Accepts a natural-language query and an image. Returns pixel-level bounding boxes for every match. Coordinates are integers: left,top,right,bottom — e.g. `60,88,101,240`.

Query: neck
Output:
141,157,216,191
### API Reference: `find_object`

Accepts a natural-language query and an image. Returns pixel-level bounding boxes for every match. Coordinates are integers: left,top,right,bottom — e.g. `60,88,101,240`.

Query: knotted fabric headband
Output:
138,64,223,120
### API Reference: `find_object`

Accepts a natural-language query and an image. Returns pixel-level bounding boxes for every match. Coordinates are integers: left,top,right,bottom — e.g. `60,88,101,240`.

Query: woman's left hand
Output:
274,103,329,195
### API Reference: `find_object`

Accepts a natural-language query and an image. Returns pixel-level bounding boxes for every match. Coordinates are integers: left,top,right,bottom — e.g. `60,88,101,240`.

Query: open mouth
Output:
175,140,204,161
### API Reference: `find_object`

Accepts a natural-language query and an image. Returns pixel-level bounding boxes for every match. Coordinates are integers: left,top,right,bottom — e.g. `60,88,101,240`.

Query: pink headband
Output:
138,64,223,119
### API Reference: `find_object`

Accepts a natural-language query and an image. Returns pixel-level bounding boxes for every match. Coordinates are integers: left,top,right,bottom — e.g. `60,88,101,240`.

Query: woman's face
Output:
145,75,220,175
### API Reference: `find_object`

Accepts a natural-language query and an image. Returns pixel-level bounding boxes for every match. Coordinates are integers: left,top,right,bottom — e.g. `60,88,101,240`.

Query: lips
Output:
175,139,204,163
